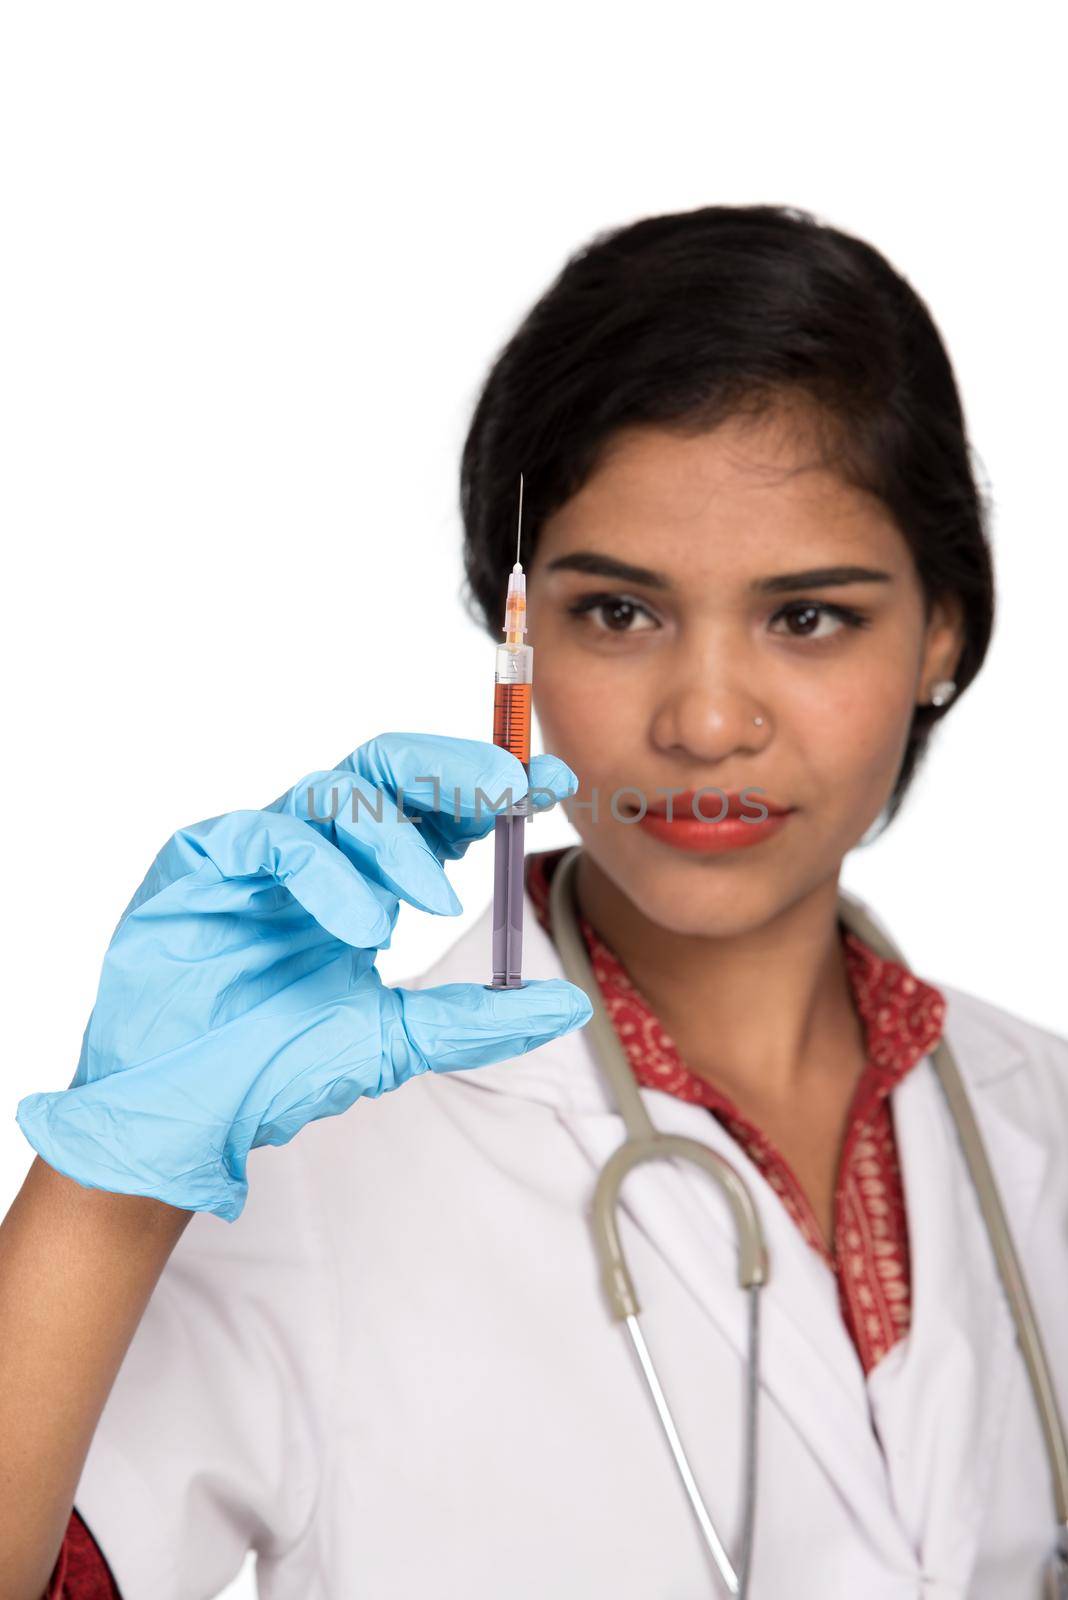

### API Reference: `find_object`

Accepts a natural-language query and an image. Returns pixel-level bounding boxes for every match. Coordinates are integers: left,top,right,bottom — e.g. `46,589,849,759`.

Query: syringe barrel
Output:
493,643,533,767
489,640,533,989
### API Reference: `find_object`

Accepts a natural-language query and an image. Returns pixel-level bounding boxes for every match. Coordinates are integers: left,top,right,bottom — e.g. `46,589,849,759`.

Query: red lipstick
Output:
633,789,795,854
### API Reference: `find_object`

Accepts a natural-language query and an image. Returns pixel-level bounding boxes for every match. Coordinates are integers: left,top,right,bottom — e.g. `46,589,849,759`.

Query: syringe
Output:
487,473,532,990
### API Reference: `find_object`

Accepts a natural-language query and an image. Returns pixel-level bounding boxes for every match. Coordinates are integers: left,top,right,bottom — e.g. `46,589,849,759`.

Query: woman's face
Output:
525,406,964,939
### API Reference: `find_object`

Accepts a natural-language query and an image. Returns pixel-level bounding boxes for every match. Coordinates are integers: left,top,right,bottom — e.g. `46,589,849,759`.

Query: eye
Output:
768,600,870,641
566,592,659,635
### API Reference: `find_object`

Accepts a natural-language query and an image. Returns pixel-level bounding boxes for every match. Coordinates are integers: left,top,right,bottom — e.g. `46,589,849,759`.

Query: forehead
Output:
536,411,908,579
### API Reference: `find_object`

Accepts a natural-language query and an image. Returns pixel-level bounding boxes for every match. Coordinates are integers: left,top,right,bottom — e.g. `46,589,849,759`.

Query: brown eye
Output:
769,601,869,640
785,604,824,637
599,599,642,631
566,593,659,634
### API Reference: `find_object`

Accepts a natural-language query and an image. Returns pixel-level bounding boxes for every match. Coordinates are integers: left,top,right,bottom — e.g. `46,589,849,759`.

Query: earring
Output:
928,679,957,708
753,715,765,727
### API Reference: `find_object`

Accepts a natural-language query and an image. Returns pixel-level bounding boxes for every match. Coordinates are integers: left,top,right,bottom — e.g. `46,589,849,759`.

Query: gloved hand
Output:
16,733,592,1223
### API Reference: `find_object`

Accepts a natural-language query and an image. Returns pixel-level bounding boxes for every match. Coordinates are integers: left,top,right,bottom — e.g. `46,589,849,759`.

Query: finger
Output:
272,769,463,918
256,975,595,1136
159,810,395,951
336,733,580,860
527,752,581,811
396,977,593,1074
278,750,580,918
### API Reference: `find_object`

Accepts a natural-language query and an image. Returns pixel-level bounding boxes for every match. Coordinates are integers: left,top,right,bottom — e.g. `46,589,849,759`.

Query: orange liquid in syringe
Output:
493,682,532,765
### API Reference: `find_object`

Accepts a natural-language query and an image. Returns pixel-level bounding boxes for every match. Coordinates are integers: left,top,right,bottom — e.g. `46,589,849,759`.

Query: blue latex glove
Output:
16,733,592,1223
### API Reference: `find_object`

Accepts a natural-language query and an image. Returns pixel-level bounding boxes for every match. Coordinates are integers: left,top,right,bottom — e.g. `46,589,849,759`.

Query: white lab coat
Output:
71,883,1068,1600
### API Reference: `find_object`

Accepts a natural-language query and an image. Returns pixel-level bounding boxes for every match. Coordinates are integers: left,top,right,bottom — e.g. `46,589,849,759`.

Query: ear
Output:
917,591,966,704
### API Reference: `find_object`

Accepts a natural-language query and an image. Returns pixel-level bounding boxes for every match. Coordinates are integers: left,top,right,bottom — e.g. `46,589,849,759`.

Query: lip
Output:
629,790,796,855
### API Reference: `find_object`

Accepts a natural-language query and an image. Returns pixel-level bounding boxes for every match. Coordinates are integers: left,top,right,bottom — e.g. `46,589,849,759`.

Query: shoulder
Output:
936,978,1068,1106
838,885,1067,1092
938,978,1067,1062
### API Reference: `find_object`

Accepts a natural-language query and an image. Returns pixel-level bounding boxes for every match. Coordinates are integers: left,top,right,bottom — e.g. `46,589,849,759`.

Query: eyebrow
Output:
543,551,894,594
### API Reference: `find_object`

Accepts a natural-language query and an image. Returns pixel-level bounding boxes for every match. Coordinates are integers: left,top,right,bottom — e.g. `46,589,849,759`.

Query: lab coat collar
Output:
410,876,1045,1585
411,877,1030,1110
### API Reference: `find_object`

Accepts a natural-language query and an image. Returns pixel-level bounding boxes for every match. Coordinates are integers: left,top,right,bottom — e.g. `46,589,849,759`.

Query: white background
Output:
1,5,1064,1595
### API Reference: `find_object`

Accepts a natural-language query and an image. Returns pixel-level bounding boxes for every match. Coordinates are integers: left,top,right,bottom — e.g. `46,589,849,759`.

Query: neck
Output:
573,851,864,1108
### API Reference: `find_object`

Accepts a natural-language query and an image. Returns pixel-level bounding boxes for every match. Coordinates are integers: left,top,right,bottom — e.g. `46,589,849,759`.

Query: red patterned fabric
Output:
527,846,947,1374
44,1506,122,1598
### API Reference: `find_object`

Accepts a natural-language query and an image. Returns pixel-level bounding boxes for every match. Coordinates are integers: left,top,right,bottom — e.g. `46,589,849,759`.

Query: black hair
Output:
460,203,994,831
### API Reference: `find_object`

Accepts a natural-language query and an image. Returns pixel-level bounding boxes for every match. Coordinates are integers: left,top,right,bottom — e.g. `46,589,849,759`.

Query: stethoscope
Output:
547,843,1068,1599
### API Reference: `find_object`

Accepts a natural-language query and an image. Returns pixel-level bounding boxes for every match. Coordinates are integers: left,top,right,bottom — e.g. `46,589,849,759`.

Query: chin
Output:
595,838,798,940
645,882,784,940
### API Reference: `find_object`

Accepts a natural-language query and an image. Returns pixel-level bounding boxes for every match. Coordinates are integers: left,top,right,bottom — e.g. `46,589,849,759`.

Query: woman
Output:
4,204,1066,1599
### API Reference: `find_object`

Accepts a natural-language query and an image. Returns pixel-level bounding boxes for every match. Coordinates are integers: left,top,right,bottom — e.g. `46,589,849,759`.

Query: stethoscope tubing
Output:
546,842,1068,1599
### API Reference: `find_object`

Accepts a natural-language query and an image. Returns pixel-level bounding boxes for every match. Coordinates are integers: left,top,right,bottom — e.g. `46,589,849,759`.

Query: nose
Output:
650,677,773,764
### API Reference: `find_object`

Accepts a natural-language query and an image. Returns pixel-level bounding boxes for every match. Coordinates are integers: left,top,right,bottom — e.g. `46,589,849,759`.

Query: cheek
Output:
794,660,916,804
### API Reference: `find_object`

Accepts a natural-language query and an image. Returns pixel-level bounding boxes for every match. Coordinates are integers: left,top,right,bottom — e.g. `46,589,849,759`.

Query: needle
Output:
516,471,524,566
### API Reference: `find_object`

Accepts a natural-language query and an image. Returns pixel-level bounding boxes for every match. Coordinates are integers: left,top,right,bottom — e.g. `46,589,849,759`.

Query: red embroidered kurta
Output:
48,845,946,1597
44,1506,120,1598
526,845,947,1376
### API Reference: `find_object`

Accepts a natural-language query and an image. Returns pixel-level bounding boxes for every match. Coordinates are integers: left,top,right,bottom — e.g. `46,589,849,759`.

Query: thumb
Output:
396,979,593,1075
